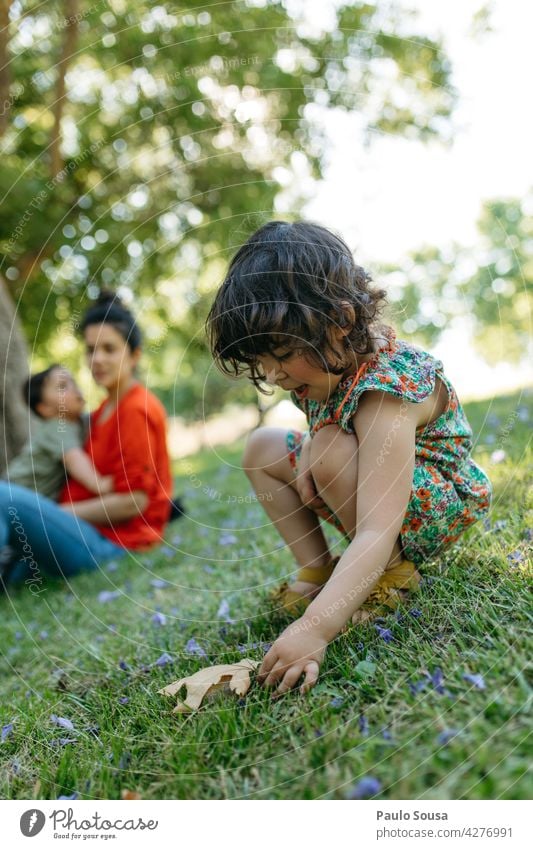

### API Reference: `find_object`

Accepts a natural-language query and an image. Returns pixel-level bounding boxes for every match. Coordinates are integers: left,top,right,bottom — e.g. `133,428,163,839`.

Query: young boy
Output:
6,364,113,500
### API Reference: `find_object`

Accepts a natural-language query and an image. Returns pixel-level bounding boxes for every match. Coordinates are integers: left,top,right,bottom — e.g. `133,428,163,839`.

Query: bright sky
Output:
302,0,532,400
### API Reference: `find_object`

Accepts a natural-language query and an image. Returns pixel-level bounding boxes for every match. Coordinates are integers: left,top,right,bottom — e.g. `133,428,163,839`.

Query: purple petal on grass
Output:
237,641,263,654
409,677,429,695
161,546,174,558
463,673,486,690
507,550,525,566
358,715,369,736
154,652,173,667
203,565,215,574
118,660,130,671
57,792,79,800
217,599,235,624
119,697,129,705
348,776,382,799
185,638,207,658
381,728,393,741
151,611,167,626
330,697,344,708
431,667,446,694
375,625,394,643
409,608,422,618
171,535,182,545
98,590,121,604
39,630,49,640
523,529,533,542
493,519,507,531
1,723,13,742
50,715,74,731
219,533,238,546
150,578,169,589
437,728,461,745
106,561,119,572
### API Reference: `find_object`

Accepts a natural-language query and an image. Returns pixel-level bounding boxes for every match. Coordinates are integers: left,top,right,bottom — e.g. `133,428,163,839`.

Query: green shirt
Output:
6,417,86,501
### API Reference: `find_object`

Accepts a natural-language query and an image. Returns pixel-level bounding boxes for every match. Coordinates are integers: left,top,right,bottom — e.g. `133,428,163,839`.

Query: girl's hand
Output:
258,619,328,696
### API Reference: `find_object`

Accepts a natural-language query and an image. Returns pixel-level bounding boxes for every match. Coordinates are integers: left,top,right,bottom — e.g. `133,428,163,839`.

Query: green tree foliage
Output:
0,0,455,421
382,191,532,364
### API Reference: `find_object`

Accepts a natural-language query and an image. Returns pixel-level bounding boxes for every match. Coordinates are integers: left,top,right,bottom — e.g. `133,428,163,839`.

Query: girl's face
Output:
84,323,141,393
256,346,348,403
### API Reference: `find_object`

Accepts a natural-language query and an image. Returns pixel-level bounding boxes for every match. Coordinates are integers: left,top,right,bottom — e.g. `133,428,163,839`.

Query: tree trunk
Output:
49,0,79,177
0,277,29,474
0,1,11,137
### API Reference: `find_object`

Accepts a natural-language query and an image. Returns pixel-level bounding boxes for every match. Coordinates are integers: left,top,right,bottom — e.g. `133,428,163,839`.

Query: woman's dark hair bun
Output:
95,289,121,308
80,289,142,351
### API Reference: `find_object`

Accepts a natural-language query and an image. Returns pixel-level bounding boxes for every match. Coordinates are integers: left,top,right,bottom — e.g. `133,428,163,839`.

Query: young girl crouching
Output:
207,221,492,696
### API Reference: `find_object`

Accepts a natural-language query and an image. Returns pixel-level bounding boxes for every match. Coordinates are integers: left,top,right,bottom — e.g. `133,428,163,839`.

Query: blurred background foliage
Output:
0,0,529,430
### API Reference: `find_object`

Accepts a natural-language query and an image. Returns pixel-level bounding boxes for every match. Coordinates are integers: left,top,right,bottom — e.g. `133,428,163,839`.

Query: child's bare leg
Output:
243,428,332,593
307,426,419,623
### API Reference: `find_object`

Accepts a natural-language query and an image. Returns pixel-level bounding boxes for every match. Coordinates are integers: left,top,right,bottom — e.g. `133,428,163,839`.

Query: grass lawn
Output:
0,389,531,800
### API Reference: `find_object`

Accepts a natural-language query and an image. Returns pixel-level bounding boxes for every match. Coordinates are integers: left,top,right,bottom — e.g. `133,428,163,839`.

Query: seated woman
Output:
0,293,172,592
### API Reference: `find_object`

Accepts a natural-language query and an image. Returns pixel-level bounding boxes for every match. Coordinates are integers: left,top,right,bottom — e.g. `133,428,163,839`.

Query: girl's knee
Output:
242,427,276,474
242,427,292,480
310,425,359,489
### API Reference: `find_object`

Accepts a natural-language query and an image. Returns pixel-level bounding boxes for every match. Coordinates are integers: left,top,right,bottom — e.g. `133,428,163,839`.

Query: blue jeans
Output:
0,482,124,592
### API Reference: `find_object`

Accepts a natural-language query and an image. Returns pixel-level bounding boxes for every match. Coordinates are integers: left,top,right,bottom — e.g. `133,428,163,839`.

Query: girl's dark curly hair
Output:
206,220,388,391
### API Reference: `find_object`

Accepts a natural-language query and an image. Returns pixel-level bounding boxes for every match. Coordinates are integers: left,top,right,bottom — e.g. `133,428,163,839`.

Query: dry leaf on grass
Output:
158,659,259,712
121,789,142,800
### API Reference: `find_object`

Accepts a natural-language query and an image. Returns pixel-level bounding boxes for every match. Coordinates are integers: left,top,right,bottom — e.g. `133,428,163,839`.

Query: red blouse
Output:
60,384,172,549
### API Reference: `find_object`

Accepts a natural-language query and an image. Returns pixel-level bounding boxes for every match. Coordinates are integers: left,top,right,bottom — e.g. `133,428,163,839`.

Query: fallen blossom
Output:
97,590,121,604
217,599,235,624
374,625,394,643
1,723,13,742
50,715,74,731
153,652,173,667
437,728,461,745
219,533,238,546
507,550,526,567
359,715,369,736
347,776,382,799
151,611,166,626
186,638,207,658
463,672,486,690
431,667,445,694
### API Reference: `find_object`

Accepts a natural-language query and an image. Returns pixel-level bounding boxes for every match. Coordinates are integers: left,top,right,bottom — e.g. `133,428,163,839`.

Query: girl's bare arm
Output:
259,392,420,695
305,392,418,639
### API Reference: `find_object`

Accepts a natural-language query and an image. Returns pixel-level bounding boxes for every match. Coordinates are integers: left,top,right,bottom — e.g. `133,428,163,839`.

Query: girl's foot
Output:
351,559,422,625
271,556,340,617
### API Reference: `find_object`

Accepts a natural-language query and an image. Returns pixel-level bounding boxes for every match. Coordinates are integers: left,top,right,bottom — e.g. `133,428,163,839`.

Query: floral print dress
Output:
287,325,492,565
